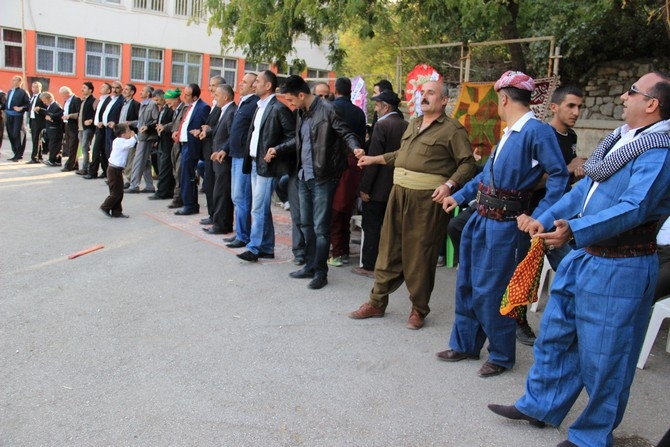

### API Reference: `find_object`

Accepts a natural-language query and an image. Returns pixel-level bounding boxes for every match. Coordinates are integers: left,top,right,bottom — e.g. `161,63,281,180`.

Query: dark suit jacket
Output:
6,88,30,114
157,104,174,152
183,98,211,161
44,101,64,137
79,95,96,131
212,102,237,153
224,95,258,158
202,106,222,159
359,112,408,202
120,98,141,132
29,94,47,129
244,96,295,177
63,95,82,133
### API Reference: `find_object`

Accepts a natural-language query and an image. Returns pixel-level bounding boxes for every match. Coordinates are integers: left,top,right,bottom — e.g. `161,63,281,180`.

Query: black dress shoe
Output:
487,404,546,428
140,189,156,193
125,188,140,194
202,226,225,235
11,157,22,162
175,208,199,216
237,250,258,262
167,201,183,209
226,240,246,248
99,207,111,217
289,267,315,279
478,361,507,378
148,194,167,200
111,213,130,218
26,159,39,164
83,174,96,179
200,217,213,225
99,173,106,179
123,182,130,189
435,350,480,362
7,156,17,161
223,236,237,243
258,252,275,259
293,257,306,266
556,441,578,447
75,169,87,175
308,276,328,290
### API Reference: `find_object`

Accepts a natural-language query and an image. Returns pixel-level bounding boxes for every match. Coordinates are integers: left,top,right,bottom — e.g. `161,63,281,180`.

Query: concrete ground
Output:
1,136,668,447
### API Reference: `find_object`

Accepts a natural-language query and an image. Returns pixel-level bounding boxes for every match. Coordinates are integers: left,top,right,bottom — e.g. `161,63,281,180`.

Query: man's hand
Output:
353,148,365,159
567,157,587,180
535,219,573,249
360,191,371,202
12,106,22,112
264,147,277,163
432,184,451,203
139,125,148,133
211,151,226,163
84,119,93,126
107,121,116,128
442,196,458,213
45,115,52,122
190,129,200,137
517,214,544,235
171,131,178,142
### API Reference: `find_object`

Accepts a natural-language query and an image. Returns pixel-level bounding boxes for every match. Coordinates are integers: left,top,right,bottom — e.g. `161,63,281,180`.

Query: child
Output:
100,123,137,218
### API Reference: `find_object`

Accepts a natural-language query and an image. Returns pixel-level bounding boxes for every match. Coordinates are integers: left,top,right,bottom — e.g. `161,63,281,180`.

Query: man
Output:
26,81,46,164
149,89,175,200
328,77,367,267
488,71,670,447
102,82,126,175
59,86,82,172
126,85,158,193
353,89,408,278
222,73,259,249
165,90,187,209
438,71,568,377
5,76,30,161
40,92,64,167
205,84,237,234
197,76,225,228
0,89,6,152
76,82,96,175
236,70,295,262
313,82,331,99
172,83,210,216
85,82,112,179
349,80,477,328
267,75,364,289
115,83,141,184
370,79,394,132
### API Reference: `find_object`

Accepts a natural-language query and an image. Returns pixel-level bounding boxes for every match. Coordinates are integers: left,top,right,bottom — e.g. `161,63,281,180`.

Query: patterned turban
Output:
494,70,535,92
164,89,182,99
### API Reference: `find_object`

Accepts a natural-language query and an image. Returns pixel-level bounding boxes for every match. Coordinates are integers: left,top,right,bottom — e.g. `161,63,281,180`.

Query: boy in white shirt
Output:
100,123,137,218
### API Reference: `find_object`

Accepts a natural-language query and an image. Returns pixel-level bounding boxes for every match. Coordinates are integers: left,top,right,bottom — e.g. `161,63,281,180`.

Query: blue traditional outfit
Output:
514,119,670,446
448,111,568,368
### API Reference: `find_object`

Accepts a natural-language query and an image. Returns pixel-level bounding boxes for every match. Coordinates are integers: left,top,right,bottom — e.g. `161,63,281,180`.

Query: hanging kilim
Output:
500,238,547,319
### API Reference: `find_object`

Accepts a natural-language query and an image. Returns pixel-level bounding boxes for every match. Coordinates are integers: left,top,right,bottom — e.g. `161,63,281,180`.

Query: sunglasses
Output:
627,85,658,102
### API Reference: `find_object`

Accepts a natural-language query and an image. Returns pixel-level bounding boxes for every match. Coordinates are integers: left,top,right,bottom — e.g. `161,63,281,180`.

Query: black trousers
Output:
446,205,475,266
29,120,45,161
5,114,26,158
211,156,234,231
156,144,175,199
46,129,63,163
89,127,108,177
63,126,79,170
655,244,670,301
361,200,387,271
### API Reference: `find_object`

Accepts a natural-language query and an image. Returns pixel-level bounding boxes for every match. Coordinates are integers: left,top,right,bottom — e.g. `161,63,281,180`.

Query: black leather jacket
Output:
275,96,361,181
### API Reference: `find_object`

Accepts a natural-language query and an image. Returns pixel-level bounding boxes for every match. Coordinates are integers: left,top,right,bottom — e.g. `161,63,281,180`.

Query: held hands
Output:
432,184,451,204
442,196,458,214
360,191,371,202
535,219,573,249
211,151,226,163
264,147,277,163
567,157,587,180
517,214,543,235
84,119,93,126
139,125,148,133
353,148,365,159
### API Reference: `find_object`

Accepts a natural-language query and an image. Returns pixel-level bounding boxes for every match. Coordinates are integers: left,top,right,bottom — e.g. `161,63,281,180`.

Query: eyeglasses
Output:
628,85,657,101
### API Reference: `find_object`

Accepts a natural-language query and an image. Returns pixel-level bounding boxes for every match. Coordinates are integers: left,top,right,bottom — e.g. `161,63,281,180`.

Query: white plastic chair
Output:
637,296,670,369
531,255,554,312
350,215,364,268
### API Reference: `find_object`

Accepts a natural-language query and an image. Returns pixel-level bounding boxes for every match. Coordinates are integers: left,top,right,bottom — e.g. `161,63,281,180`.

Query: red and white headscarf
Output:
494,70,535,92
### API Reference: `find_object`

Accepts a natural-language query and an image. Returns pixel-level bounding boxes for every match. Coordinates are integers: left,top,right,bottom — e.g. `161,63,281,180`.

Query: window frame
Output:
35,33,76,75
171,50,202,86
209,56,238,86
0,27,23,70
85,40,121,79
130,46,164,83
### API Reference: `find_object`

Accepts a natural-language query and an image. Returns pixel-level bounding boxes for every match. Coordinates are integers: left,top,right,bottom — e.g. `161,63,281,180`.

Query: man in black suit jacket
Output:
85,82,112,179
204,84,237,234
150,89,175,200
40,92,64,166
59,86,82,171
114,83,140,181
237,70,295,262
26,81,46,163
196,98,222,225
76,82,96,175
5,75,30,161
103,81,125,163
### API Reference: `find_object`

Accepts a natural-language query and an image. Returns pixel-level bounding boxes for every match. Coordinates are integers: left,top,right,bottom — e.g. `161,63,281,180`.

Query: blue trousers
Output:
298,177,338,277
515,249,657,447
247,161,275,255
231,157,252,243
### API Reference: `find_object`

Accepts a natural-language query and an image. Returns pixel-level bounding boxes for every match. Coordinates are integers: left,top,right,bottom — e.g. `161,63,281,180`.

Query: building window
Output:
133,0,165,12
131,46,163,83
307,68,330,80
171,51,202,85
85,40,121,79
36,34,75,74
175,0,204,18
244,62,270,73
209,56,237,86
1,28,22,69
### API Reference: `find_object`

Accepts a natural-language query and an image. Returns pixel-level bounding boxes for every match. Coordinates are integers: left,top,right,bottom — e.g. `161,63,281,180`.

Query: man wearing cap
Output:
489,71,670,447
438,70,568,377
76,82,96,174
349,80,477,328
353,89,408,278
150,89,176,200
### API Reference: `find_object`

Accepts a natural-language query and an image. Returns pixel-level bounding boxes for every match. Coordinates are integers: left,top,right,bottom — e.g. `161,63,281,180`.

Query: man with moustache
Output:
26,81,46,164
149,89,175,200
76,82,96,175
126,85,159,193
85,82,112,179
489,71,670,447
102,82,126,176
59,86,82,172
5,76,30,161
40,92,65,167
349,80,477,328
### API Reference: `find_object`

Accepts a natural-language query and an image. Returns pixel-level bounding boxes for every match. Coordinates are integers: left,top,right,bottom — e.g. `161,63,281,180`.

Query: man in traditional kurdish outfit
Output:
438,71,568,377
348,80,477,329
489,71,670,447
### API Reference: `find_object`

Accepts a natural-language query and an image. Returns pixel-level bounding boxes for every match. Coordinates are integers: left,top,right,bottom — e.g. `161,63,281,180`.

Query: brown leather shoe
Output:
349,302,385,319
487,404,546,428
351,267,375,278
406,308,425,330
478,361,507,378
435,349,479,362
